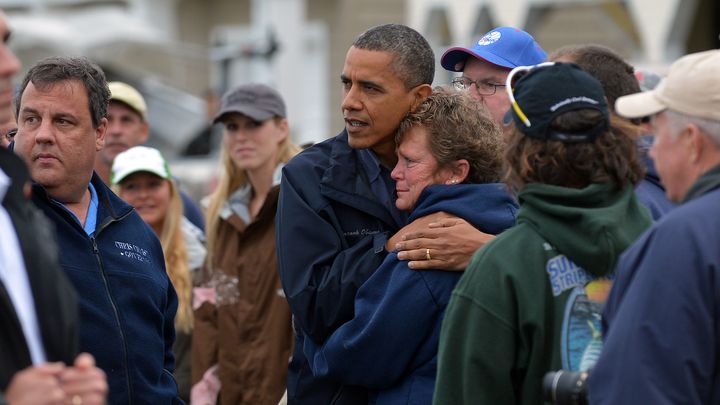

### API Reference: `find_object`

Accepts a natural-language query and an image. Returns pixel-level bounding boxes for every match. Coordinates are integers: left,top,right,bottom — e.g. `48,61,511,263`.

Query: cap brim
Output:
213,107,274,124
615,91,667,119
113,168,168,185
441,47,515,72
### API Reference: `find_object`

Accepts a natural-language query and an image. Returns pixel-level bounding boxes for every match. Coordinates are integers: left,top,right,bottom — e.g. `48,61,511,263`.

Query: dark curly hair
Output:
504,109,644,192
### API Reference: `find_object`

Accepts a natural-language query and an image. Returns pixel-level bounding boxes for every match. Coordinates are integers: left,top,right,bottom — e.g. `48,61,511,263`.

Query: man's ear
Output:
95,117,108,151
684,122,718,165
138,120,150,144
411,84,433,110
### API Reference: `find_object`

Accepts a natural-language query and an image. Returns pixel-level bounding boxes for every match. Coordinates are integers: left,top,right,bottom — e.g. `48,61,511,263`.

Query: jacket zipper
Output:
93,209,134,403
91,234,133,403
51,195,136,403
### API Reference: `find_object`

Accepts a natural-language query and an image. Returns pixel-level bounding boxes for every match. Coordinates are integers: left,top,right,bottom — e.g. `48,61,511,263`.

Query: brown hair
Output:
396,86,502,183
504,109,644,192
549,45,640,113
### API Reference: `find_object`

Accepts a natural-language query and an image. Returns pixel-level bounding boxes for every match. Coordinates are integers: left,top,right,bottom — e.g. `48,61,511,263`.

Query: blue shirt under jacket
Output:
31,172,181,404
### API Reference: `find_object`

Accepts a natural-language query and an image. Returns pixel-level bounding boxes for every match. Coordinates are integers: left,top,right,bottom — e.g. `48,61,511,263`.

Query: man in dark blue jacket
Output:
276,24,489,404
12,56,181,404
590,50,720,404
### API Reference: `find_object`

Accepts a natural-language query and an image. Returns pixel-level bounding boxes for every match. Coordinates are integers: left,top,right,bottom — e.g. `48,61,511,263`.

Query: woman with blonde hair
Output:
111,145,206,403
192,83,300,405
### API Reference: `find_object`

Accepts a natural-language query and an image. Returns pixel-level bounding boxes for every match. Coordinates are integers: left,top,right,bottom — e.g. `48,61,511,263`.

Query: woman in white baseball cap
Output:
111,145,205,402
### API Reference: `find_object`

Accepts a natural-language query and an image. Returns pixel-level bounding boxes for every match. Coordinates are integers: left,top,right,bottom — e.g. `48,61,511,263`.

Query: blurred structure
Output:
410,0,719,85
3,0,717,179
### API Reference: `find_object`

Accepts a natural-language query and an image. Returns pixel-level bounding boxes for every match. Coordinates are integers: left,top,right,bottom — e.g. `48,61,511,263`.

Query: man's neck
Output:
94,156,111,184
57,187,92,226
371,140,398,169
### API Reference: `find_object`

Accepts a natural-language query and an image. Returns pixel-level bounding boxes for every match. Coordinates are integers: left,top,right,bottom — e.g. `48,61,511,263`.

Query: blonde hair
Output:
204,117,300,266
160,181,194,333
115,177,194,333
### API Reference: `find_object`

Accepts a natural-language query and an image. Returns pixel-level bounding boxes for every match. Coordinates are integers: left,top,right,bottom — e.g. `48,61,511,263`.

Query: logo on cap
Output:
478,31,501,46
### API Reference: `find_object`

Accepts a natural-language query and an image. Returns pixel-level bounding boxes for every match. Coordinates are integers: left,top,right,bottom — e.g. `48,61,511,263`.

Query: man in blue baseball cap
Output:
441,26,547,125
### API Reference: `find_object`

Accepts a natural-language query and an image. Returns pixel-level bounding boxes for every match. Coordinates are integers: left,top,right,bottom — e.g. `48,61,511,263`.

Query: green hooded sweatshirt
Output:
433,182,652,405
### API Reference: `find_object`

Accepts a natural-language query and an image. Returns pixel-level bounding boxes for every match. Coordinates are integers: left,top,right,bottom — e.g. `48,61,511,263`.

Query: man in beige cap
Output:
589,49,720,404
94,81,149,183
97,81,205,229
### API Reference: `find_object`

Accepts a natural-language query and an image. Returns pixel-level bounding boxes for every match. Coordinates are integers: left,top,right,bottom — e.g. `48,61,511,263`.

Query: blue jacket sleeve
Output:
277,166,390,343
589,219,719,405
302,253,442,388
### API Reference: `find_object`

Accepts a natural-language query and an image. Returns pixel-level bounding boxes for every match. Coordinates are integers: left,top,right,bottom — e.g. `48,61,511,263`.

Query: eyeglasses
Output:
5,128,16,142
451,77,506,96
505,62,556,128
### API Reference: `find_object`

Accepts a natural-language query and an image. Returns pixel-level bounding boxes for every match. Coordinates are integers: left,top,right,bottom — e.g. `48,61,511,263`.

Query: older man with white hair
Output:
589,49,720,404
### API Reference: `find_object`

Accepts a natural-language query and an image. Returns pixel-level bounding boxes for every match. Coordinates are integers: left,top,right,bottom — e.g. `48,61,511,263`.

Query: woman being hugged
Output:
303,86,518,404
112,145,206,403
192,84,299,405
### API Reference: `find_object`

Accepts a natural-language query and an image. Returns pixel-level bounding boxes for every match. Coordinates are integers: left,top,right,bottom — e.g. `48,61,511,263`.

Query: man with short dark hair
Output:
277,24,488,404
590,49,720,404
13,56,181,404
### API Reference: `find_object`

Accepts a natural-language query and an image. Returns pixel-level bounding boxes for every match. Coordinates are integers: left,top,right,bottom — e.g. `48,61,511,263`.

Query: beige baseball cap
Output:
109,81,147,120
615,50,720,121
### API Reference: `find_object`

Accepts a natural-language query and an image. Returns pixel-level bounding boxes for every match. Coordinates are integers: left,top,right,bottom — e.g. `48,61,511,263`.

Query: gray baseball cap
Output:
213,83,286,123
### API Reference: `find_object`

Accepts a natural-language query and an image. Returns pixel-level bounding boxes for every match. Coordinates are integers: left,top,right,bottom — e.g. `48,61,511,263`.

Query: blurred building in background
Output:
2,0,717,196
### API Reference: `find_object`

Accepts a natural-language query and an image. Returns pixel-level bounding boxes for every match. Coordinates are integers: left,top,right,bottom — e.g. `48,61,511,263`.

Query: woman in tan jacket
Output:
191,84,299,405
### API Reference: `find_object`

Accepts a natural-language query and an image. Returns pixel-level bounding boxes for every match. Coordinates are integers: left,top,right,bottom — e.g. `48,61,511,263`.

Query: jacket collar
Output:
32,172,134,230
683,163,720,203
319,130,399,228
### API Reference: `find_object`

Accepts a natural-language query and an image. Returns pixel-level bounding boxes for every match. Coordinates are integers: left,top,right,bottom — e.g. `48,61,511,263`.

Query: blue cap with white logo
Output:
441,26,547,72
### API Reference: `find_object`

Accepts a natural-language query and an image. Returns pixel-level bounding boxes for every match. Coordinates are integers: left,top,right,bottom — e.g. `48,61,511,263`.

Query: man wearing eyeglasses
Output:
441,26,547,125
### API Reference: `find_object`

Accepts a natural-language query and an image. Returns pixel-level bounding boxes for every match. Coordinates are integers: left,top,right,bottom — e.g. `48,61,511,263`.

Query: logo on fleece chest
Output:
114,241,151,264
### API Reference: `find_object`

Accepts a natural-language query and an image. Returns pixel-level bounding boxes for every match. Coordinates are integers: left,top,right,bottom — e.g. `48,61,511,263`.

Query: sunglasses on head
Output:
505,62,557,128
